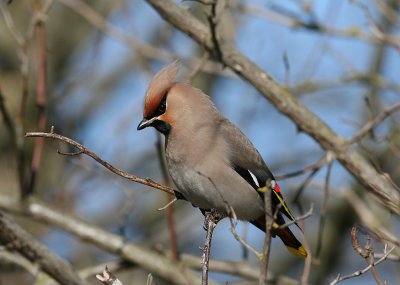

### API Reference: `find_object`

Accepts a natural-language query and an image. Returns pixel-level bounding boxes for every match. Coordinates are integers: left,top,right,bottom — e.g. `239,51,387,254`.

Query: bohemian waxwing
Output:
137,62,307,257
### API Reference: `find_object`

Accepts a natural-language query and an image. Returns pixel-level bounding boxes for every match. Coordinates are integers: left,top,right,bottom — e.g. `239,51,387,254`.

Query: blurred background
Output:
0,0,399,284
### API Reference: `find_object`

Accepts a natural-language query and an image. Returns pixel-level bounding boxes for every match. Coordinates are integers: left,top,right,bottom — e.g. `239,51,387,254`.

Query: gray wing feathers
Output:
220,118,274,186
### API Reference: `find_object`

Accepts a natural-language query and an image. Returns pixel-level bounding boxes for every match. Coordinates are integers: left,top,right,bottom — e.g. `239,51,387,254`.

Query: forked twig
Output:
330,227,396,285
330,246,395,285
347,102,400,144
25,130,178,197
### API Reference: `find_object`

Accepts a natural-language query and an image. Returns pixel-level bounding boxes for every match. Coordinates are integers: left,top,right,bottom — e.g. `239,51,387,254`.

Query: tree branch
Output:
330,245,395,285
0,211,89,285
145,0,400,215
27,0,51,196
0,196,212,285
201,212,220,285
24,130,179,197
347,102,400,144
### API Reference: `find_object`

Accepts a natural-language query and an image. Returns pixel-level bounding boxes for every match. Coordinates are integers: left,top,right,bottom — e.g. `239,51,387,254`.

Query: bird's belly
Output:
168,164,264,221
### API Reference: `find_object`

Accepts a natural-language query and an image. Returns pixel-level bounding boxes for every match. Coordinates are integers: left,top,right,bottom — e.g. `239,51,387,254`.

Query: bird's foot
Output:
203,209,225,231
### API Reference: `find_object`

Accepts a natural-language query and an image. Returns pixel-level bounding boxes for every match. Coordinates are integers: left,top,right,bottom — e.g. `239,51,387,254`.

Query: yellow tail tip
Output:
287,245,308,258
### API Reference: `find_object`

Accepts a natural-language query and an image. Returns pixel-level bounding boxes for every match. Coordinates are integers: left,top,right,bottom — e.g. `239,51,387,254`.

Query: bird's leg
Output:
201,209,223,285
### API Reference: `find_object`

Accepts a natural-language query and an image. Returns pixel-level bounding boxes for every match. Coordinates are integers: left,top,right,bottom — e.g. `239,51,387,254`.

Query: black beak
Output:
137,117,171,134
137,118,155,130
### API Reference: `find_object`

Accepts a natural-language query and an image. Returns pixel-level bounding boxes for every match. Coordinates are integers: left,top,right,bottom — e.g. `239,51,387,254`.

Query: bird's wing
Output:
232,164,298,225
220,118,298,226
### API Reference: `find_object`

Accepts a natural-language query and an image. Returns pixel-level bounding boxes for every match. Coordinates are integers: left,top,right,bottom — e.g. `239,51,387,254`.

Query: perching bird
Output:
137,62,307,257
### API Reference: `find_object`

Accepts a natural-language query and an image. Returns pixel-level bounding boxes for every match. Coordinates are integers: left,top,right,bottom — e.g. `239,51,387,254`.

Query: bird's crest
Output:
144,60,180,118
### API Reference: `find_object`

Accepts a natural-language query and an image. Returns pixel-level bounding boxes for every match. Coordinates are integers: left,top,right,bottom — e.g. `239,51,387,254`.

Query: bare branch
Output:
0,249,39,277
239,4,376,43
343,190,400,247
206,0,223,61
277,204,314,230
260,185,273,285
0,196,212,285
25,130,179,197
275,154,328,180
57,0,231,78
0,195,306,284
315,158,333,259
180,253,258,280
145,0,400,215
0,211,89,285
347,102,400,144
0,91,16,150
0,1,25,45
330,246,395,285
27,0,51,196
201,211,221,285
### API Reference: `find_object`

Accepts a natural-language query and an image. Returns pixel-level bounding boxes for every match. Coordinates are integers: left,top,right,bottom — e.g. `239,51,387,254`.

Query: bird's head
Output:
137,61,181,135
138,61,216,137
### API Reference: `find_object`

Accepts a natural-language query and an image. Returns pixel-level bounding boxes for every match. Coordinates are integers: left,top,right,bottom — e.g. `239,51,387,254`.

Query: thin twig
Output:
201,212,220,285
0,1,25,45
277,203,314,230
347,102,400,144
27,0,50,196
58,0,173,61
293,167,321,208
57,0,230,79
330,246,395,285
227,206,261,258
240,3,394,46
260,179,274,285
354,1,400,53
351,227,385,285
289,72,400,96
275,154,328,180
180,253,259,280
0,91,16,150
300,223,312,285
207,0,223,61
25,131,179,197
0,249,39,277
343,190,400,247
315,157,333,258
1,1,30,195
351,227,370,258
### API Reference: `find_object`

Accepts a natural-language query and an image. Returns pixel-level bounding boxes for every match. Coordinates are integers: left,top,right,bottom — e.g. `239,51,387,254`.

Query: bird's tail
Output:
251,214,307,258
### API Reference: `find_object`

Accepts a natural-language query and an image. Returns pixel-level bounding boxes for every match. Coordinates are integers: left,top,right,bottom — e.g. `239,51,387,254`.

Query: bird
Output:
137,62,307,257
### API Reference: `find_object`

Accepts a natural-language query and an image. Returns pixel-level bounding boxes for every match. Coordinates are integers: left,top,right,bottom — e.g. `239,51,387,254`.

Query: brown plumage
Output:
137,62,307,257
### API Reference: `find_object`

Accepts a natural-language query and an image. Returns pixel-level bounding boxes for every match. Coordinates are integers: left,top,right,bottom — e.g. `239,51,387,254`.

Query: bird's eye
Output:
158,94,167,114
150,91,168,118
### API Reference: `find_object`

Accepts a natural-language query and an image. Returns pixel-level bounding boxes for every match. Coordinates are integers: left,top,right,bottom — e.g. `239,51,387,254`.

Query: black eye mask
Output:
148,91,168,119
